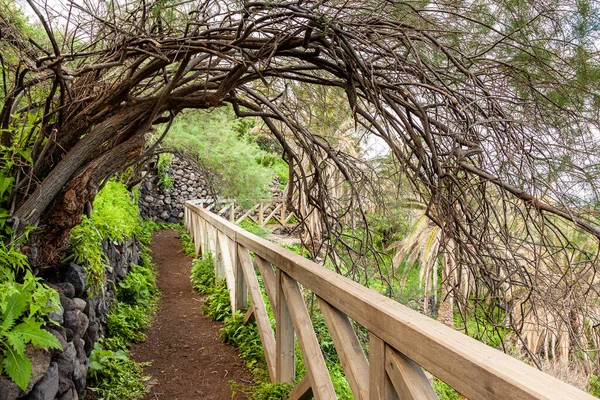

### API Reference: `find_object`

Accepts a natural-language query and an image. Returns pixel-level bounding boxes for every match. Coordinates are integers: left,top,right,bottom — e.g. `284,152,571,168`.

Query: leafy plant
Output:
220,312,266,373
107,260,159,348
190,254,215,294
0,271,62,390
432,377,461,400
588,374,600,397
156,153,174,190
178,230,196,257
203,281,231,321
239,220,272,238
69,181,142,290
87,226,159,399
88,340,150,400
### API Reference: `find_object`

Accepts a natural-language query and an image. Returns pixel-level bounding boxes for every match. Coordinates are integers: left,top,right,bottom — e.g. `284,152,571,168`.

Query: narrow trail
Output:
131,230,253,399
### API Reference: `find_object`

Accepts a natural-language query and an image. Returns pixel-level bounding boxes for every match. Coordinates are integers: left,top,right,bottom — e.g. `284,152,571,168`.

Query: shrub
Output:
220,312,266,374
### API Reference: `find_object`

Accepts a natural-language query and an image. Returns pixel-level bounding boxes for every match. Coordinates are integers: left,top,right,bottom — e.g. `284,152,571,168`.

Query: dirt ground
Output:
130,229,253,400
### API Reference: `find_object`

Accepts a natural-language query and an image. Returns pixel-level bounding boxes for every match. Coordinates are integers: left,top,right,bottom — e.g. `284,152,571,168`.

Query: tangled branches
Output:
2,0,600,369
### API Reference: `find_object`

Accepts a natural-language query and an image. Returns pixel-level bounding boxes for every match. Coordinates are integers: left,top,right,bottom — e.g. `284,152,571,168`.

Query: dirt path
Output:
131,230,253,400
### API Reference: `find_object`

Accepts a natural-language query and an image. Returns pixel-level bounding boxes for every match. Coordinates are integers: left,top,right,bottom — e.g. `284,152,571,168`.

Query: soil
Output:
130,229,253,400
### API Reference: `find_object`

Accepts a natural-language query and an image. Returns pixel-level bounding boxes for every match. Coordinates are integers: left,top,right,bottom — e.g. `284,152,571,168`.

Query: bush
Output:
106,258,159,348
178,230,196,257
88,249,159,399
588,374,600,397
220,312,266,374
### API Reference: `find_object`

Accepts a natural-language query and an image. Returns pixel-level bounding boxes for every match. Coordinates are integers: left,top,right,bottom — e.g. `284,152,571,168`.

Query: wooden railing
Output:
184,201,594,400
189,198,297,227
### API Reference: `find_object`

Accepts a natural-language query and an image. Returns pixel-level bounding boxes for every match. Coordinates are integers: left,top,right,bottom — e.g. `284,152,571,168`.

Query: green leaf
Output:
1,292,28,330
4,331,26,354
3,345,31,390
88,360,104,371
13,321,62,350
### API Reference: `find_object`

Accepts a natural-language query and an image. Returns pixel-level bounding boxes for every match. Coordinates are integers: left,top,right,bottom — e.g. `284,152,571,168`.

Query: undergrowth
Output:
88,244,159,399
79,183,162,400
68,181,140,291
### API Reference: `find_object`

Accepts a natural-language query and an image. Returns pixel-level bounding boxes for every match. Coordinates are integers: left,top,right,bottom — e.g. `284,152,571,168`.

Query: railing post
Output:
369,334,398,400
212,225,224,278
258,203,263,227
231,235,248,310
194,214,202,257
276,267,295,383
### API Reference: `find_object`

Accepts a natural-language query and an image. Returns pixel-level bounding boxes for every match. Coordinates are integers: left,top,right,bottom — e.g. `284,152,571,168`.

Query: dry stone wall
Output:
139,156,212,223
0,239,140,400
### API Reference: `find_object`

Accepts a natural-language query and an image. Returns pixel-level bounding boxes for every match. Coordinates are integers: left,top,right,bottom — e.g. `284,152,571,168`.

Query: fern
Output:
0,271,62,390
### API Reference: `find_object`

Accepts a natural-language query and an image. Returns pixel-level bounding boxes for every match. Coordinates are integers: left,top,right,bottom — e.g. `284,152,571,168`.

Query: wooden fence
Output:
189,198,297,227
184,201,594,400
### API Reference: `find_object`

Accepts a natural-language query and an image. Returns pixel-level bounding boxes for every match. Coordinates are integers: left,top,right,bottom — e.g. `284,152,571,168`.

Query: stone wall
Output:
139,156,212,223
0,239,140,400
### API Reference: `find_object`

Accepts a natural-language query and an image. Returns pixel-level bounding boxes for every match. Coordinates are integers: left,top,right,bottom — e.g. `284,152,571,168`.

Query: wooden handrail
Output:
189,198,297,228
184,201,595,400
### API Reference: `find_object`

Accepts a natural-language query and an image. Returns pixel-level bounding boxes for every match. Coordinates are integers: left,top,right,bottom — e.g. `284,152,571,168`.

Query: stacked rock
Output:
138,156,213,223
0,238,140,400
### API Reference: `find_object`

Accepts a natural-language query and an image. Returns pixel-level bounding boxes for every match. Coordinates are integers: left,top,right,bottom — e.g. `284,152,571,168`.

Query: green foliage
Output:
588,374,600,397
203,280,231,321
0,271,62,390
69,181,141,290
281,243,310,258
239,220,272,238
178,230,196,257
88,237,159,399
107,260,158,348
90,181,140,241
243,381,293,400
135,219,161,247
432,378,461,400
88,340,150,400
68,217,106,292
454,307,508,350
156,153,174,190
220,312,266,373
106,303,152,353
164,109,275,207
0,240,29,281
116,264,158,307
190,254,215,294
